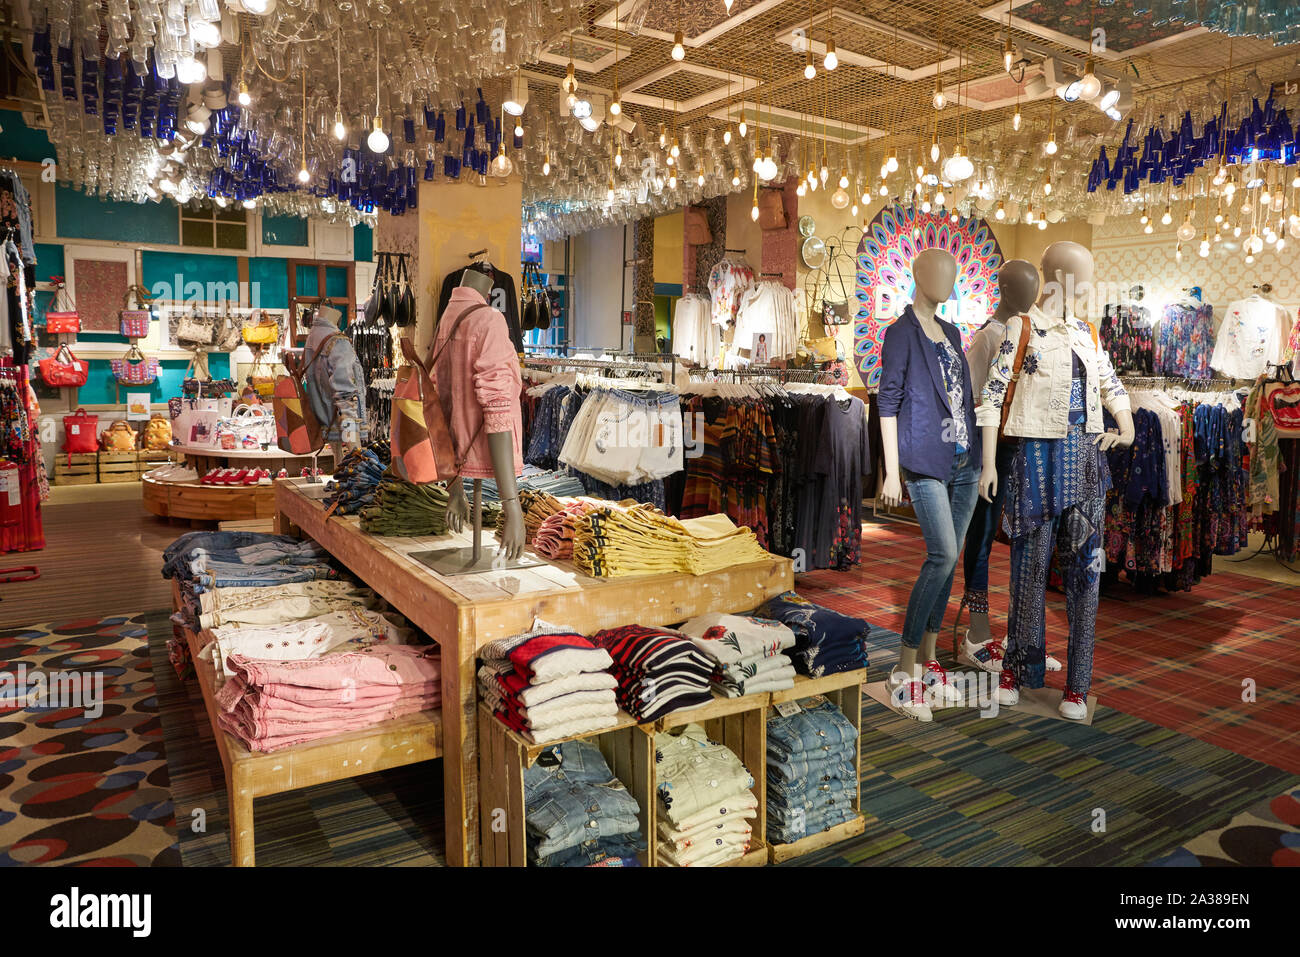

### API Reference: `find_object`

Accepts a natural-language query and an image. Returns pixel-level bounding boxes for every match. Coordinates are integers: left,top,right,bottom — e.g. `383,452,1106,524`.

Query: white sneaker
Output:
1058,691,1087,720
886,672,933,722
996,669,1020,707
921,659,964,705
957,632,1005,675
1046,654,1063,672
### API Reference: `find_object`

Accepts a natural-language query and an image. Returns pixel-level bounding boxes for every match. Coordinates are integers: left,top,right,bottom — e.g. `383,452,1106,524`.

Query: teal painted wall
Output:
0,109,53,161
75,354,232,406
54,184,181,244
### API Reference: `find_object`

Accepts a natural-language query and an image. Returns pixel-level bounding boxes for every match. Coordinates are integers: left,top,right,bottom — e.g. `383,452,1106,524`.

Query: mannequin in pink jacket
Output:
432,270,525,559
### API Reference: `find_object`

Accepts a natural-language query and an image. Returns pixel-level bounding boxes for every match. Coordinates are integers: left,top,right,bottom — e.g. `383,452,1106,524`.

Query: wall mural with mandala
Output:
853,206,1004,390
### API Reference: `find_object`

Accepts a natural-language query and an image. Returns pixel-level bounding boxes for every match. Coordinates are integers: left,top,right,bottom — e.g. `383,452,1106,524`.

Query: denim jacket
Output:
304,316,369,444
976,305,1130,439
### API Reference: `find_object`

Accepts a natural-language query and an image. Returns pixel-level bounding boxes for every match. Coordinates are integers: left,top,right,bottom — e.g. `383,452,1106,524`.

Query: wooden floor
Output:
0,484,177,628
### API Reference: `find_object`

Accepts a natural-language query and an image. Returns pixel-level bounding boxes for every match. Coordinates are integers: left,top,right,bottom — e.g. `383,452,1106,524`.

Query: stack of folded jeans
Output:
518,469,587,498
590,625,715,721
523,738,646,866
532,499,601,560
766,697,859,844
207,606,416,678
478,621,620,744
162,530,342,596
215,643,442,752
573,503,769,578
185,580,379,632
755,591,870,677
325,446,388,515
677,612,798,697
654,723,757,866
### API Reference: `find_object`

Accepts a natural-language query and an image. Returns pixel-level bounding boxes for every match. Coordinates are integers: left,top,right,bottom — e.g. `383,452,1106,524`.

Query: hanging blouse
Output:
1211,296,1291,379
707,258,754,327
1155,300,1214,379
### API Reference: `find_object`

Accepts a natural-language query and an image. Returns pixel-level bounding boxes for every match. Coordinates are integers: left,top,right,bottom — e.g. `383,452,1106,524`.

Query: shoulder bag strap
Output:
301,331,348,376
425,303,496,370
999,315,1034,440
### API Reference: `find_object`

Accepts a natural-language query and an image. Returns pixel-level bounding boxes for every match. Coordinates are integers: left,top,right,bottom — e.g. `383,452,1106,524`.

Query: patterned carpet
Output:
1151,786,1300,866
145,610,446,867
797,520,1300,776
0,614,179,866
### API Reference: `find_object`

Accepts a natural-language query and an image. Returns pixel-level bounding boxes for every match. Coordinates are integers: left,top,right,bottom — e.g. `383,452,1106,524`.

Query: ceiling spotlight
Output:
824,38,838,71
672,31,686,61
1098,84,1120,111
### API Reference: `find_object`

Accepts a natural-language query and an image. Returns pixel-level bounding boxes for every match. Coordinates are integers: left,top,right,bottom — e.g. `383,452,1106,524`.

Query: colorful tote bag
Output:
273,333,346,454
110,352,161,385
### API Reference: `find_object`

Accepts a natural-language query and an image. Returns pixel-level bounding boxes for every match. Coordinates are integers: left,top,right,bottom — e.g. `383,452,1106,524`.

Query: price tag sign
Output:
774,700,802,718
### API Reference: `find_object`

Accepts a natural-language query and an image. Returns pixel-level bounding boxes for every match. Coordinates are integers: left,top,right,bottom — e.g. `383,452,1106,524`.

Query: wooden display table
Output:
274,478,795,867
169,581,442,866
143,474,279,524
173,443,335,478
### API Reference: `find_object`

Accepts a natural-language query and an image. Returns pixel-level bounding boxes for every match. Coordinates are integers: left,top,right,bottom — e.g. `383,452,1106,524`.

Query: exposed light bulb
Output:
796,181,806,196
697,171,705,186
672,31,686,61
614,150,622,168
723,128,732,145
1012,108,1022,131
1177,218,1196,242
607,181,615,201
1160,205,1172,226
879,183,888,196
543,158,551,175
824,39,838,71
668,173,677,188
1078,60,1102,100
1044,178,1052,196
734,172,742,187
751,202,759,221
237,82,252,107
995,201,1005,220
831,187,849,209
838,171,849,189
886,154,898,173
1037,219,1047,230
921,200,932,213
1139,207,1149,224
930,140,939,164
333,109,346,141
1003,38,1015,73
932,77,946,111
514,121,524,138
1143,222,1153,234
820,164,829,184
934,190,945,206
297,166,310,183
804,55,816,81
608,94,621,117
738,112,747,138
367,117,389,153
1044,137,1058,156
851,203,859,217
670,139,680,158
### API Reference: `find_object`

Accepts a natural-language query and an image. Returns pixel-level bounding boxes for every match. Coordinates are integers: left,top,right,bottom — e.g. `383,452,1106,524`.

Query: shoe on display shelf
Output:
957,631,1005,675
1059,690,1087,721
921,659,964,705
886,671,933,722
996,669,1020,707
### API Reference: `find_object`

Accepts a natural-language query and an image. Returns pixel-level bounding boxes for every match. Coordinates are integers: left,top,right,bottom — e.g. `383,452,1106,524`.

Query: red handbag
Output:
39,344,90,388
44,277,80,334
62,408,100,456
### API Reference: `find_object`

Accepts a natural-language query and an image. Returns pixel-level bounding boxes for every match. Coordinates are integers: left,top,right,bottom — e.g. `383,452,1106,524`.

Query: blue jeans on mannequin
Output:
900,453,981,649
961,442,1019,607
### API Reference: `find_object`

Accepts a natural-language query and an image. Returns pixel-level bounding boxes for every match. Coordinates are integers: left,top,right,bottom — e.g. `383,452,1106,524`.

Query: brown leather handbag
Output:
998,316,1033,446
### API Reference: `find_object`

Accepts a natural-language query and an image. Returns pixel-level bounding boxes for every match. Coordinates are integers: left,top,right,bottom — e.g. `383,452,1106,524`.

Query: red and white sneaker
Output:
201,468,223,485
276,468,289,479
242,468,265,485
1059,690,1088,720
222,468,250,485
921,659,964,705
958,632,1005,675
886,671,933,722
996,668,1020,707
256,469,273,485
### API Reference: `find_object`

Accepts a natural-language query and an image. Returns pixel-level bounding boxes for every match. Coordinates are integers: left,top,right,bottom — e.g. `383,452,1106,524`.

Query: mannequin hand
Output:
446,481,469,533
1093,427,1134,452
979,468,998,503
879,473,904,508
497,500,526,561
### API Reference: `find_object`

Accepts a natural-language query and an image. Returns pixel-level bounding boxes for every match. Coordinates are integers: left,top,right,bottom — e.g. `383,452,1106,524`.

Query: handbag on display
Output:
1263,377,1300,437
213,308,246,352
39,343,90,387
398,257,416,328
821,300,851,328
99,420,138,452
802,335,839,362
215,403,276,451
44,278,80,334
143,413,173,451
62,408,100,456
385,256,403,326
389,305,492,483
241,311,280,346
273,334,348,454
110,346,160,386
176,306,216,347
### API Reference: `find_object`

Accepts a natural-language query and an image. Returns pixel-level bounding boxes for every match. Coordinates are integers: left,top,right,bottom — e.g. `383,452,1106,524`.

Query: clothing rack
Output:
688,365,827,384
522,356,662,381
1231,363,1300,572
1121,374,1243,391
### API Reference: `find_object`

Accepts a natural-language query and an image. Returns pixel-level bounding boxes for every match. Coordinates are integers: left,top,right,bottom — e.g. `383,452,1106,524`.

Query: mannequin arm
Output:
979,424,1000,502
1094,408,1135,451
488,430,525,560
878,417,904,506
446,476,469,532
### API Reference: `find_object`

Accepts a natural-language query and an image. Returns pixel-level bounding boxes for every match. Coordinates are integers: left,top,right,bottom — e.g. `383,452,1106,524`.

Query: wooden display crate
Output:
98,450,142,483
476,703,652,867
766,670,867,864
53,452,99,485
137,449,175,473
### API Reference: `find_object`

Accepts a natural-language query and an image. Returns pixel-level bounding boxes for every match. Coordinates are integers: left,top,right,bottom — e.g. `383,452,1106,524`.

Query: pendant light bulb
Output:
838,170,849,189
733,171,742,187
672,31,686,61
1012,108,1021,131
932,76,946,111
614,149,623,168
368,116,389,153
935,189,945,207
1160,205,1172,226
804,53,816,81
886,153,898,173
824,39,838,71
1003,38,1015,73
514,121,524,138
238,82,252,107
879,183,888,196
609,91,621,117
1043,178,1052,196
543,158,551,176
738,111,747,138
751,202,760,222
670,138,680,158
930,139,940,164
1044,136,1058,156
658,124,667,149
995,200,1005,220
796,181,806,197
723,127,732,145
297,165,310,183
669,172,677,188
333,109,346,141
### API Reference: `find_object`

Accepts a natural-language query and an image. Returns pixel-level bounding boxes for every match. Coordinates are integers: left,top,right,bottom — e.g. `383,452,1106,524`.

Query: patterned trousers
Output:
1005,493,1105,696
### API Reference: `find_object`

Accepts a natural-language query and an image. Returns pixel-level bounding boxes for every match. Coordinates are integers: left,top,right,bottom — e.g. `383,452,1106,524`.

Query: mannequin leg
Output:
1004,515,1059,692
919,632,939,663
897,644,921,681
899,471,961,659
1058,497,1105,697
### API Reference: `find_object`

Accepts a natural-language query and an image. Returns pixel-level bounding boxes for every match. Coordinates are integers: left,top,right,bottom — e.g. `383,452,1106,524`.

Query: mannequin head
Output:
1038,241,1094,317
459,267,494,299
911,248,958,321
316,304,343,327
993,260,1040,322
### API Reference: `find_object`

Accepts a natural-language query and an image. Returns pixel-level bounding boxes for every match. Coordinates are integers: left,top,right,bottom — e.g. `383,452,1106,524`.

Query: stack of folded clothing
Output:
512,489,565,542
523,738,646,866
519,469,587,498
325,446,388,515
532,499,601,560
478,621,620,744
573,503,769,578
206,606,416,678
162,530,342,596
677,612,797,697
755,591,870,677
654,723,757,866
215,643,441,752
590,625,715,721
766,696,859,844
182,580,379,632
359,477,452,536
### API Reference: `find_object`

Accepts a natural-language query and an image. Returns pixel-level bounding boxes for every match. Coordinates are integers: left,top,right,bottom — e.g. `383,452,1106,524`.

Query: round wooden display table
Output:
172,443,335,477
142,473,283,524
